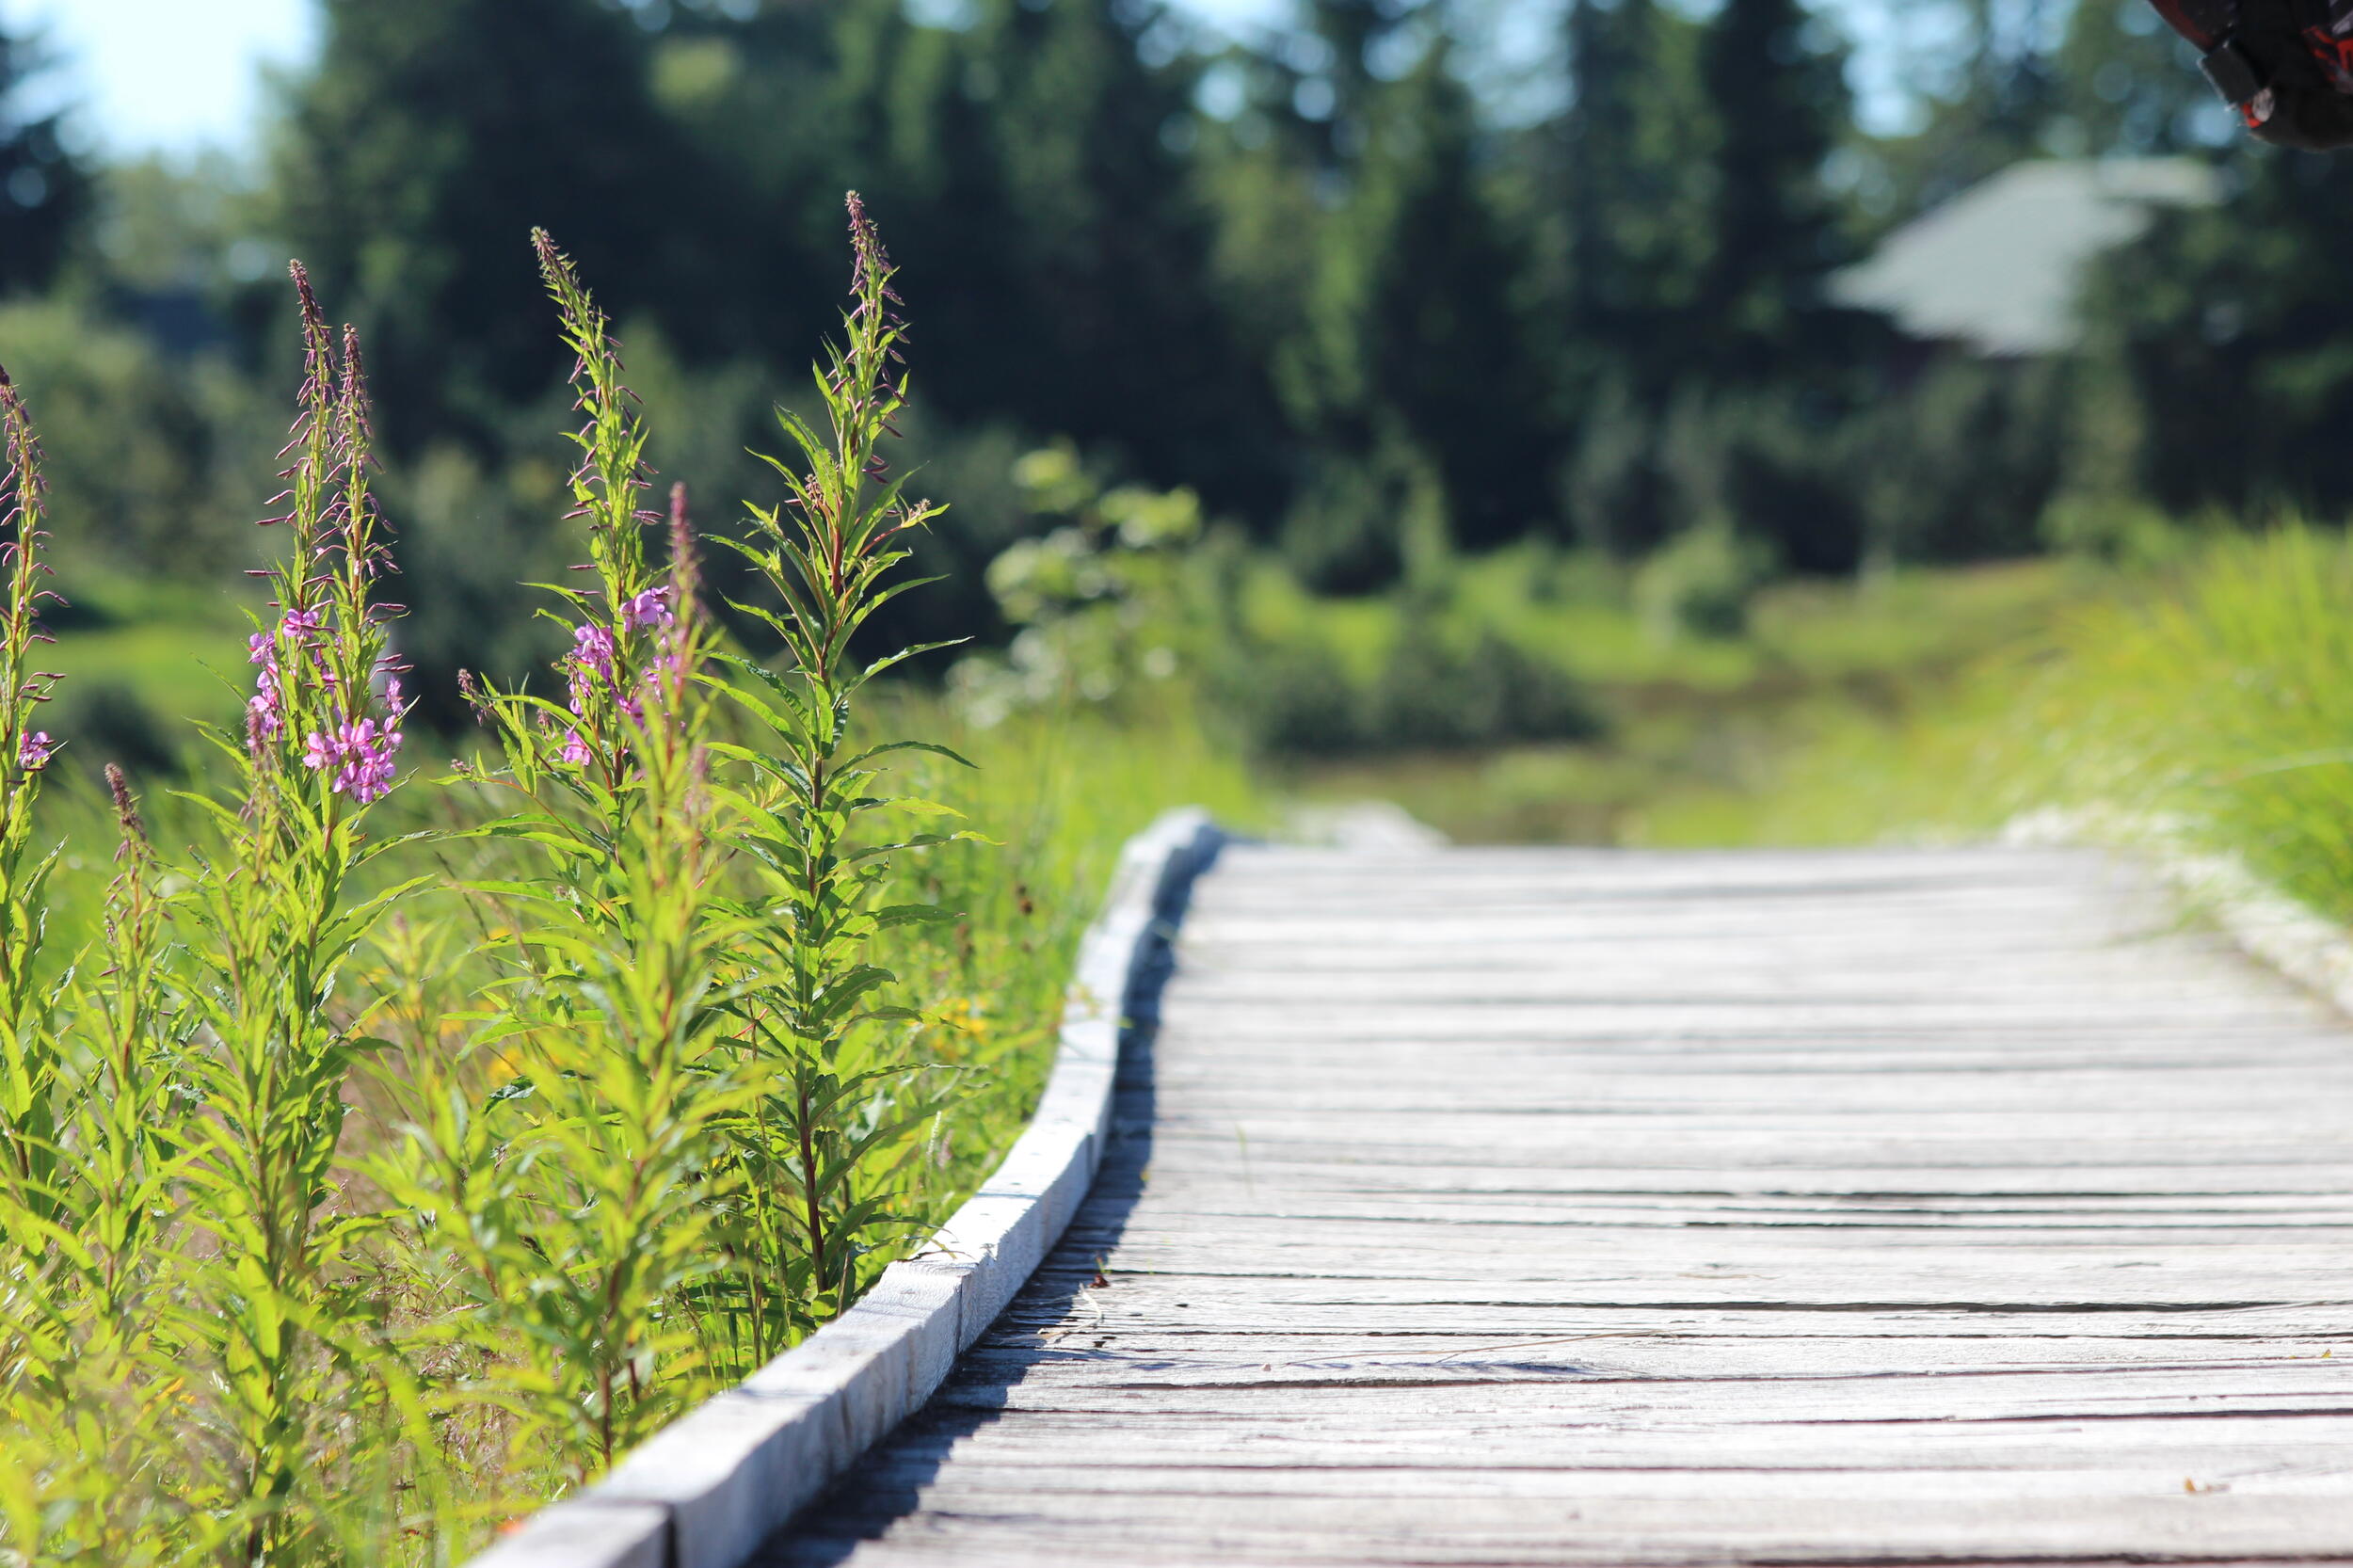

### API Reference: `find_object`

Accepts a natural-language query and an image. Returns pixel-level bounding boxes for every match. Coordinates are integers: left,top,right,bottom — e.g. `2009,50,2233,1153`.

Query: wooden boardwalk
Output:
757,844,2353,1565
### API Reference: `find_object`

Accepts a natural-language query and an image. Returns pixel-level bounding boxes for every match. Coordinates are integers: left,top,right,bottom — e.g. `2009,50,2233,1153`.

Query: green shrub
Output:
1634,521,1772,642
1362,620,1598,752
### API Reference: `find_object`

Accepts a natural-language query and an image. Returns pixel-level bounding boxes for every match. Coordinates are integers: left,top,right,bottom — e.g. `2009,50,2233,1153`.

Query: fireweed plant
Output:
704,192,968,1356
176,264,423,1561
0,270,424,1566
0,369,62,1214
387,230,749,1486
0,362,202,1563
385,515,740,1487
0,766,205,1566
0,381,187,1562
391,207,961,1476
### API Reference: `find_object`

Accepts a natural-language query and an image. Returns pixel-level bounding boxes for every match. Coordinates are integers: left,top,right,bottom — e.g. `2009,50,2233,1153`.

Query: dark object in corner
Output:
2149,0,2353,152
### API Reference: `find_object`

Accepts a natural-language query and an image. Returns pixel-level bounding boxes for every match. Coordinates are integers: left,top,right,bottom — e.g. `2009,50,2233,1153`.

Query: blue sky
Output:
2,0,319,153
6,0,1919,158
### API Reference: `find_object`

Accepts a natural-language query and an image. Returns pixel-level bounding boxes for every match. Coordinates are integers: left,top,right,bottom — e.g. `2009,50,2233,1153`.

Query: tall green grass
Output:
1636,526,2353,908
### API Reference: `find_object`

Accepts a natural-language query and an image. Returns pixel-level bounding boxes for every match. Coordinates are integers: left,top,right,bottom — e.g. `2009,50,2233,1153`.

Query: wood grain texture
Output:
755,844,2353,1566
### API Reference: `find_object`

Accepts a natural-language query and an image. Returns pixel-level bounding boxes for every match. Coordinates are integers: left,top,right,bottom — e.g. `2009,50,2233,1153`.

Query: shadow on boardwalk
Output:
752,832,1220,1566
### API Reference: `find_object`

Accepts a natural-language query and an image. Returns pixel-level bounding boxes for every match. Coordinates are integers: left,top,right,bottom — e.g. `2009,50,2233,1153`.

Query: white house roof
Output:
1828,158,2222,357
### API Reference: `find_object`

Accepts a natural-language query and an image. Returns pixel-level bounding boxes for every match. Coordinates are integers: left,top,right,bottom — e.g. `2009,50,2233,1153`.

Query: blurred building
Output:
1831,159,2222,359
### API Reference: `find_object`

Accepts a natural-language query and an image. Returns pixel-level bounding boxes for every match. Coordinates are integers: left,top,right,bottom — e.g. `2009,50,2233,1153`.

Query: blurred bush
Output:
0,299,275,581
956,444,1597,758
1362,620,1599,752
1635,521,1773,642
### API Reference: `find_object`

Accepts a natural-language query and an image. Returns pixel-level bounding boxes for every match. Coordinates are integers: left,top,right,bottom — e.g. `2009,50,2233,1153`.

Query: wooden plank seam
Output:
464,807,1225,1568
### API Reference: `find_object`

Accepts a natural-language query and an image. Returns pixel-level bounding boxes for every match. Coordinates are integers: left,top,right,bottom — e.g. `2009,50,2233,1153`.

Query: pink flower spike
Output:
338,716,400,804
248,689,283,749
296,716,400,803
569,621,618,678
623,585,674,632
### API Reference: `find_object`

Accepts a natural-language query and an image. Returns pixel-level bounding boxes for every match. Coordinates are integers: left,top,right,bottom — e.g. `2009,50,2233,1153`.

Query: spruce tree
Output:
1292,39,1552,556
1694,0,1851,380
1304,0,1414,165
0,24,88,298
1560,0,1717,397
2074,145,2353,520
274,0,704,450
835,0,1279,508
1878,0,2065,211
2053,0,2213,155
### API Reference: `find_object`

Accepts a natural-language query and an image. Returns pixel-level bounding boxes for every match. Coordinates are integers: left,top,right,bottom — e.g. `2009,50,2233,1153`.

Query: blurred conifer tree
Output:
2053,0,2216,152
2076,145,2353,520
1883,0,2063,209
1286,37,1552,557
1558,0,1717,400
274,0,707,452
1695,0,1854,380
0,23,89,298
969,0,1275,507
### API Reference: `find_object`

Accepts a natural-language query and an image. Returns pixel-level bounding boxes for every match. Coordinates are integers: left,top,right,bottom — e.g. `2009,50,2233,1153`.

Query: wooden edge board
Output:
464,806,1224,1568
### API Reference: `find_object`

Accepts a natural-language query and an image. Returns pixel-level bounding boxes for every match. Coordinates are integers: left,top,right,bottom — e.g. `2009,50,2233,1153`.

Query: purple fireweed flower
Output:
623,585,674,632
570,621,617,677
342,718,401,805
560,728,591,766
245,609,331,756
247,627,288,755
301,713,403,805
17,730,53,771
247,687,283,749
563,620,622,722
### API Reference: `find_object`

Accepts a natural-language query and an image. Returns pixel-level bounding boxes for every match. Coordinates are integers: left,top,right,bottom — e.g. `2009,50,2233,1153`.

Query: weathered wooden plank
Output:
752,843,2353,1566
766,1493,2353,1566
786,1410,2353,1476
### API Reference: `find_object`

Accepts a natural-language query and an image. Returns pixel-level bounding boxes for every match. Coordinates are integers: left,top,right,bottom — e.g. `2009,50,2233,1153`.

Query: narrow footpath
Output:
757,844,2353,1565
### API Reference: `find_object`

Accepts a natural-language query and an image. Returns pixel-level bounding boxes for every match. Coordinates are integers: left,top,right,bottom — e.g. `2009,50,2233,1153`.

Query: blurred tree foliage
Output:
1695,0,1858,379
0,24,88,299
275,0,709,450
2,0,2345,716
1553,0,1716,400
1281,35,1552,571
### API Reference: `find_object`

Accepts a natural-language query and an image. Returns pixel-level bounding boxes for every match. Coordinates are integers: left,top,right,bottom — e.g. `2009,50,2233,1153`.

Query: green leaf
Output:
872,903,959,928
